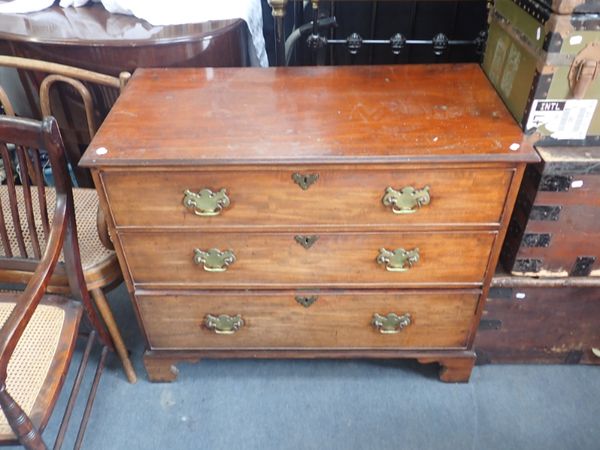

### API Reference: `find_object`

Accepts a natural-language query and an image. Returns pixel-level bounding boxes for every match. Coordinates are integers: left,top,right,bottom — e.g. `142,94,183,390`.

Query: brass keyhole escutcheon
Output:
295,295,318,307
292,172,319,190
295,235,319,249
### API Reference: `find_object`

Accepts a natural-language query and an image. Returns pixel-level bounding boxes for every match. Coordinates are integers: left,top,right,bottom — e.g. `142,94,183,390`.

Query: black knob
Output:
432,33,448,56
346,33,363,55
390,33,407,55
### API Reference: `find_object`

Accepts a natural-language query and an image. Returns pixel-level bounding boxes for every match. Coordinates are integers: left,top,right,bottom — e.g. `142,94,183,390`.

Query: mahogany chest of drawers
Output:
80,65,538,382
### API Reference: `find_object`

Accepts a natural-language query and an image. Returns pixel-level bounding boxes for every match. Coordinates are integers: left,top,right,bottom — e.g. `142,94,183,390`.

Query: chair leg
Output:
89,288,137,383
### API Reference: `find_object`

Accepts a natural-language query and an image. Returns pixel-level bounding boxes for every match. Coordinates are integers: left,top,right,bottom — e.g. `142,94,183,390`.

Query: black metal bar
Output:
274,16,286,66
329,0,335,64
74,345,108,450
327,38,476,45
407,2,418,61
312,2,319,36
369,1,378,65
53,331,95,450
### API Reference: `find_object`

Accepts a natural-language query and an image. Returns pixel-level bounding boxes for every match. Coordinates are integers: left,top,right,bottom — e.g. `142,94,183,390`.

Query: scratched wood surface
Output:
501,146,600,277
120,230,496,288
137,290,479,350
80,65,538,167
80,66,535,382
476,284,600,364
101,166,513,229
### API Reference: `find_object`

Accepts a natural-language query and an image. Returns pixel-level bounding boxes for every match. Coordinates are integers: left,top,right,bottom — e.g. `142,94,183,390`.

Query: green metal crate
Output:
483,0,600,144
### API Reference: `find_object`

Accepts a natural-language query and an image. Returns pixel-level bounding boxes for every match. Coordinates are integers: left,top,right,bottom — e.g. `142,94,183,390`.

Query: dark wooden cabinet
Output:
476,275,600,364
501,146,600,277
80,65,537,382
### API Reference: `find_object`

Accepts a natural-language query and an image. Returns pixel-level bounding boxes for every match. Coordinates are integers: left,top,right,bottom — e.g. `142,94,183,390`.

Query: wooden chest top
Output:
81,65,538,167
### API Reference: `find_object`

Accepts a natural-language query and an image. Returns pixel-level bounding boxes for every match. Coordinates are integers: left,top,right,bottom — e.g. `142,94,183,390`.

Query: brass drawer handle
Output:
204,314,244,334
372,313,411,334
183,188,230,216
377,247,419,272
193,248,236,272
382,185,430,214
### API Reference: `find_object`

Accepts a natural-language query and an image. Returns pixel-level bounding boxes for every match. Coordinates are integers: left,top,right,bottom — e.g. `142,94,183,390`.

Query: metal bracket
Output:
522,233,552,248
515,258,543,273
571,256,596,277
540,175,572,192
530,205,561,221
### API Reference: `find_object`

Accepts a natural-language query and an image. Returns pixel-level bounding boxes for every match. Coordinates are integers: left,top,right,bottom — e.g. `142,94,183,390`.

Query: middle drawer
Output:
121,231,496,288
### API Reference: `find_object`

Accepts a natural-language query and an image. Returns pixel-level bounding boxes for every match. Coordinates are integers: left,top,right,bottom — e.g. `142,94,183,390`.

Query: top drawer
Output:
101,167,513,229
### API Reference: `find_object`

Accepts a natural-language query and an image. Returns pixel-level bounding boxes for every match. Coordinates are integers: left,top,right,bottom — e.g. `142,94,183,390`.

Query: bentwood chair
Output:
0,116,113,449
0,56,136,383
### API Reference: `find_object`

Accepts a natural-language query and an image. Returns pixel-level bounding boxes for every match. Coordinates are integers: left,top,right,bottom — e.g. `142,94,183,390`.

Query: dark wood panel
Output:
120,230,496,288
0,5,250,73
137,290,479,349
501,146,600,276
80,65,538,167
102,167,513,229
476,284,600,364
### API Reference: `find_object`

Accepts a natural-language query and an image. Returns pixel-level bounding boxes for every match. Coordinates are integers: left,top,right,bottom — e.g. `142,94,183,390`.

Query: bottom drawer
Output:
137,290,479,350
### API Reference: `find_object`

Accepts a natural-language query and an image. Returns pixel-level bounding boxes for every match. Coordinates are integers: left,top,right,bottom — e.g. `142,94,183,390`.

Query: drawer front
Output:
121,231,495,287
102,168,512,228
137,290,479,349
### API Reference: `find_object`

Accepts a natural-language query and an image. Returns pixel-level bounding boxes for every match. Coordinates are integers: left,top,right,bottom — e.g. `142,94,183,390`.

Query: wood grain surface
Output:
476,284,600,364
137,290,479,350
502,146,600,276
80,65,536,382
80,65,539,167
102,166,513,229
120,230,496,288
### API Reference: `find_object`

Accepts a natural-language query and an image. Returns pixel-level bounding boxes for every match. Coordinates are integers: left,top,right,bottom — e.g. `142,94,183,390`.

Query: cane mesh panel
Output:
0,186,113,269
0,301,65,436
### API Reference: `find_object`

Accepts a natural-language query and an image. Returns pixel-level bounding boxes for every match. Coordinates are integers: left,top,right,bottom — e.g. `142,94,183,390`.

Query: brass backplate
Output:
204,314,244,334
382,185,430,214
193,248,236,272
376,247,420,272
183,188,230,216
372,312,411,334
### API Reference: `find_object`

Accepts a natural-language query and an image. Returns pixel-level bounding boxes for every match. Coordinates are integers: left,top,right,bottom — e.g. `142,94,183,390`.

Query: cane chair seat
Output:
0,57,136,385
0,296,81,441
0,185,118,289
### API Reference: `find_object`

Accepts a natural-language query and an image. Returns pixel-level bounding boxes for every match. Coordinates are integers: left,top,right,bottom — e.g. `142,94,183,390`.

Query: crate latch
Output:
569,42,600,99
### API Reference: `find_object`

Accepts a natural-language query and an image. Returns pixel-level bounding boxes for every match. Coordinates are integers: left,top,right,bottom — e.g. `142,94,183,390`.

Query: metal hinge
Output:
530,205,561,221
478,319,502,331
522,233,552,248
570,256,596,277
515,259,543,273
540,175,572,192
